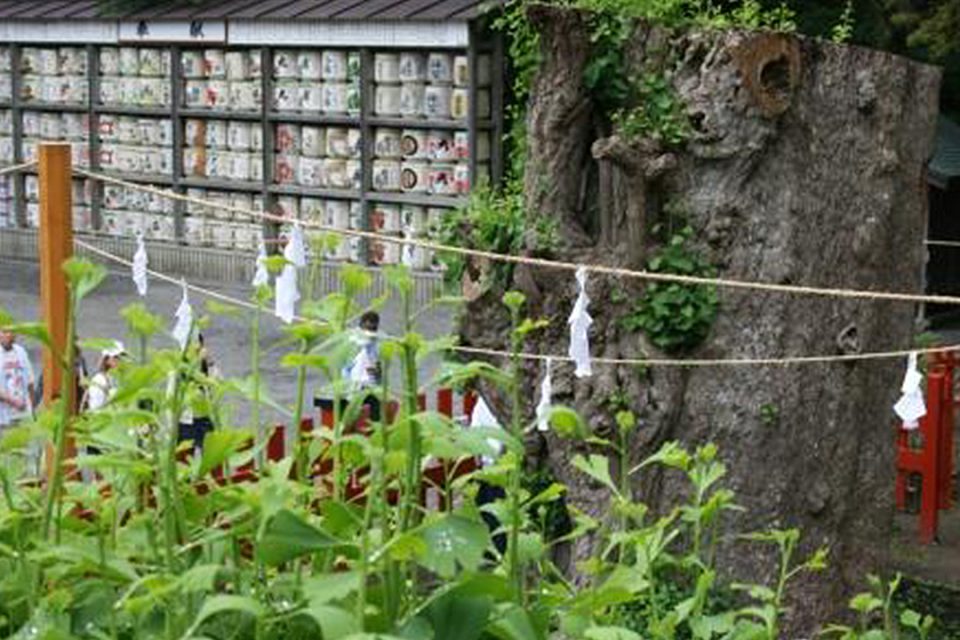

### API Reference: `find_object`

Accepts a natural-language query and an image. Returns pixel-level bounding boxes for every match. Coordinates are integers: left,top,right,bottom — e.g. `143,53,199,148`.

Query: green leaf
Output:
63,257,107,301
2,322,51,348
584,627,642,640
199,429,252,477
484,605,542,640
185,595,264,637
257,509,342,565
422,592,492,640
849,593,883,614
176,565,222,594
572,454,618,495
297,605,360,640
524,482,565,507
121,303,166,338
502,291,526,313
303,571,361,606
343,263,375,296
417,515,490,578
547,406,588,440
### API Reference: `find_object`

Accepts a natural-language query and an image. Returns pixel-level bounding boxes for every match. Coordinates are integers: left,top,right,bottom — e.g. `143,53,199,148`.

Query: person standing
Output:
343,311,382,421
178,333,219,452
1,330,36,476
85,342,125,412
0,330,35,431
33,342,88,412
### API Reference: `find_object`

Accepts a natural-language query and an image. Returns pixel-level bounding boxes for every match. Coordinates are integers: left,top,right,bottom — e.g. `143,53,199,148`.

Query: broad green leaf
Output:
547,406,588,440
3,322,51,348
688,613,735,638
502,290,525,312
517,532,545,564
849,593,883,614
121,303,165,337
629,440,691,475
484,605,542,640
63,257,107,301
185,594,264,637
297,604,360,640
524,482,565,507
398,617,434,640
199,429,252,476
303,571,361,605
584,627,642,640
422,592,492,640
177,565,222,594
257,509,341,565
572,454,618,495
343,263,375,296
0,423,42,452
417,515,489,578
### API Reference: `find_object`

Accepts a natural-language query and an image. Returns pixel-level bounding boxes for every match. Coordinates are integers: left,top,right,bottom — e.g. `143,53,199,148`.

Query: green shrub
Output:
435,180,558,288
623,228,719,351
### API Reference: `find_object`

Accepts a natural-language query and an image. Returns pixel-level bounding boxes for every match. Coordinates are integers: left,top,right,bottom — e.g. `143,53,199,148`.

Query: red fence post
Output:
938,353,955,510
267,425,285,462
919,370,944,544
437,388,453,417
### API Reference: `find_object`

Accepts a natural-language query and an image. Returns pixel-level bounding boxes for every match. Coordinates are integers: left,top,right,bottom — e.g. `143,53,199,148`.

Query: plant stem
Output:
292,341,308,482
398,286,420,537
377,361,402,627
42,289,76,544
504,303,525,605
507,343,523,604
251,297,264,469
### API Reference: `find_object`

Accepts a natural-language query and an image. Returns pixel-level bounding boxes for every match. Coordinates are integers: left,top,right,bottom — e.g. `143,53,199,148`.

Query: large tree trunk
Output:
459,5,942,635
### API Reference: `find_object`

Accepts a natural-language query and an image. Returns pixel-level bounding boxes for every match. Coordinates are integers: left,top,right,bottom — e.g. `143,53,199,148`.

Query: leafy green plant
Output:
435,180,557,289
623,228,719,351
831,0,856,44
614,72,692,145
759,403,779,427
822,573,935,639
492,0,541,179
0,260,937,640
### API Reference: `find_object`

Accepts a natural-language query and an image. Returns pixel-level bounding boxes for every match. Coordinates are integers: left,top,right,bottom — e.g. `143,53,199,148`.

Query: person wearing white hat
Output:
84,341,125,412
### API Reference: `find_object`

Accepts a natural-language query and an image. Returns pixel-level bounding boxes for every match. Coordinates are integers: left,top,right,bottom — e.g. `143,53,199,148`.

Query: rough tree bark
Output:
459,5,941,634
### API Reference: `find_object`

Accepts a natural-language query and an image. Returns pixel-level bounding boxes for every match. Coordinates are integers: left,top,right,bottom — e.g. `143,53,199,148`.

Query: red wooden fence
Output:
895,351,957,543
230,390,480,503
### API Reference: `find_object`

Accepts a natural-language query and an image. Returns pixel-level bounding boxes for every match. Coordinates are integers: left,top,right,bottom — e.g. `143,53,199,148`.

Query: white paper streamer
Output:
287,222,307,268
568,266,593,378
536,357,553,432
132,231,148,296
470,396,504,465
274,263,299,324
274,226,305,324
251,235,269,288
171,280,193,350
894,351,926,430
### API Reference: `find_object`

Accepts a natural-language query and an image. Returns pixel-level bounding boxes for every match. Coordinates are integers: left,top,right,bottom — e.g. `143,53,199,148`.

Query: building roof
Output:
0,0,497,21
930,116,960,189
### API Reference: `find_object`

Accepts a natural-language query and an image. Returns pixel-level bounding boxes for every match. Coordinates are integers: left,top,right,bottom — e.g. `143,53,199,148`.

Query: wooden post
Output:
38,143,73,408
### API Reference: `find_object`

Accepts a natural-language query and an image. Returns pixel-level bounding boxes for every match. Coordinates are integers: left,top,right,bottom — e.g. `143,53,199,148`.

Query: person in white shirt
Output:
85,341,125,412
342,311,382,421
0,330,35,430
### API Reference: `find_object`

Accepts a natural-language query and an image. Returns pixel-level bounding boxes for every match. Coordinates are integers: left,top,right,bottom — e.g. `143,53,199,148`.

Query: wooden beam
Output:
38,143,73,409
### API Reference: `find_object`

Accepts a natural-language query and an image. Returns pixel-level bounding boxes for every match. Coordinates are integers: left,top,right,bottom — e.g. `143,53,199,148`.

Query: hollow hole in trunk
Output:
759,55,792,102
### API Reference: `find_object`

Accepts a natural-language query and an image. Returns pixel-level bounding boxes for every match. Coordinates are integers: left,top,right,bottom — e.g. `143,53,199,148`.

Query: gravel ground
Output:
0,258,458,427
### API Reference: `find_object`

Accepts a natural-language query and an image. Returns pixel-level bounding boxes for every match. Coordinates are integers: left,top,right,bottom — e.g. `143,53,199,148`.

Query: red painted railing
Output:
240,390,480,504
895,351,957,543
